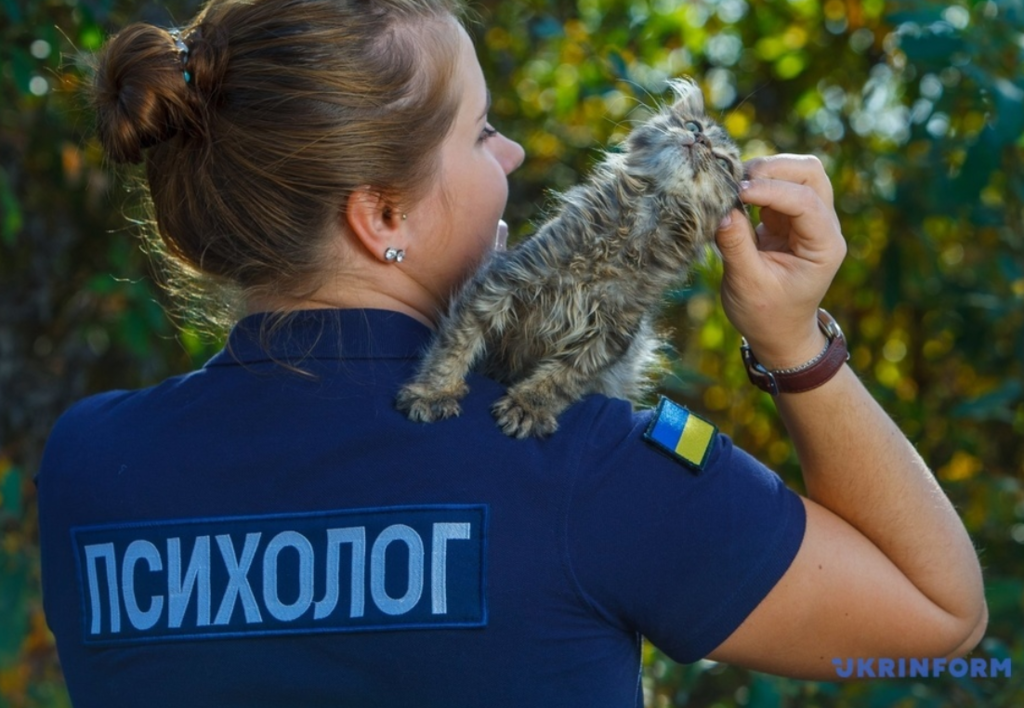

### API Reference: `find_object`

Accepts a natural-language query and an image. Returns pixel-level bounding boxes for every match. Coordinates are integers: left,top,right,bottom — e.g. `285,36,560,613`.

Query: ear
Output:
345,186,408,263
668,77,705,115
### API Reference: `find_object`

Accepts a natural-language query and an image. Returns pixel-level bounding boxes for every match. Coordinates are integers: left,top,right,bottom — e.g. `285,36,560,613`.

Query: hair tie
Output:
170,29,191,85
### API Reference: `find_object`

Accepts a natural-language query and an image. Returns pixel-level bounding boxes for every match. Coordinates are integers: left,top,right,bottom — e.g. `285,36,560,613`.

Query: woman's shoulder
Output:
50,388,137,439
36,389,136,493
454,381,727,475
42,369,205,467
558,392,729,474
461,376,640,445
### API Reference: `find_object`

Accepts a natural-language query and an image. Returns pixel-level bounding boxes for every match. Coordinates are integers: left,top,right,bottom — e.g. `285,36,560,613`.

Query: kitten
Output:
396,79,744,438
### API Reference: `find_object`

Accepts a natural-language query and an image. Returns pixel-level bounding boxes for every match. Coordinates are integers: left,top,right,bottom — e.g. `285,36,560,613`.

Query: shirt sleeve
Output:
563,395,807,664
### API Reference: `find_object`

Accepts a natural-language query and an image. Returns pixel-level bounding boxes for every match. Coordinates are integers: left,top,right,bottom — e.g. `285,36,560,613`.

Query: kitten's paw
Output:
396,381,468,423
492,394,559,439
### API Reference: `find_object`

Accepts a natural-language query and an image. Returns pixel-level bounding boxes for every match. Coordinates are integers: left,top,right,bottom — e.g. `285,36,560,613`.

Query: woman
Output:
38,0,987,705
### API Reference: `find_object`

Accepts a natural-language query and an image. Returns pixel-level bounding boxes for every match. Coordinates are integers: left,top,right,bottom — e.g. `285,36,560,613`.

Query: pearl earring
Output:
384,247,406,263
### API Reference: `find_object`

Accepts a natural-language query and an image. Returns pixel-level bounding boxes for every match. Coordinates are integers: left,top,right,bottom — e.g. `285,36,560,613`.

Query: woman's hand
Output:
715,154,847,370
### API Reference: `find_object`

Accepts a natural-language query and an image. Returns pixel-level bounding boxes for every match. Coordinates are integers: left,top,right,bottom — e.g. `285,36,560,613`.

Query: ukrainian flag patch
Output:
643,396,717,473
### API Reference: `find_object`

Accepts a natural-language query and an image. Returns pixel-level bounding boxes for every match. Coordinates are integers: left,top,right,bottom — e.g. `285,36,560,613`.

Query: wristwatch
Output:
741,309,850,395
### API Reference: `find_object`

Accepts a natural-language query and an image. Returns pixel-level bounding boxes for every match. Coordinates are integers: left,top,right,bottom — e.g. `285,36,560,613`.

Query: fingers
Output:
745,154,834,206
738,178,843,258
714,208,759,270
740,178,816,220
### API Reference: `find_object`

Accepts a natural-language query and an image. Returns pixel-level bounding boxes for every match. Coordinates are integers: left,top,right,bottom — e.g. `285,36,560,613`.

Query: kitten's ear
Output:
668,77,705,115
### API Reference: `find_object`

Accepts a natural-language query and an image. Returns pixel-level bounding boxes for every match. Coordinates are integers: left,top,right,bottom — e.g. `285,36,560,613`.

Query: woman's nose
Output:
499,134,525,175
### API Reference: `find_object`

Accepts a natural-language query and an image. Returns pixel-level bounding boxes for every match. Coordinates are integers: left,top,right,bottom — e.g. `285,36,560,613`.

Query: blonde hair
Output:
90,0,466,330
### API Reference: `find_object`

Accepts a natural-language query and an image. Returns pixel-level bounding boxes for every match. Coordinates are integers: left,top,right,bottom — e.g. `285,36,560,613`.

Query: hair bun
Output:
92,24,195,164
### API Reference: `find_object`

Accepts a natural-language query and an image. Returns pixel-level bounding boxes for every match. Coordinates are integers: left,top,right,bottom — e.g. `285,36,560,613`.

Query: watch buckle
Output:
741,339,780,396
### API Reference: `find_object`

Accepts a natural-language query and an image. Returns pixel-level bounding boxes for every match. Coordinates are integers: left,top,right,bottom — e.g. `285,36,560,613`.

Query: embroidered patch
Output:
643,396,717,473
72,504,487,645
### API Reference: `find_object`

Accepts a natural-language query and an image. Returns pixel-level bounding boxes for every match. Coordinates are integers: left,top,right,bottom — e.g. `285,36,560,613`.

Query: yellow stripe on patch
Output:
643,397,718,473
674,415,715,466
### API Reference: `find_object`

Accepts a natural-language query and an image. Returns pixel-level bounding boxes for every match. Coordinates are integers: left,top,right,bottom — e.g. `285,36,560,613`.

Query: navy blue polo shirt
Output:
38,308,805,708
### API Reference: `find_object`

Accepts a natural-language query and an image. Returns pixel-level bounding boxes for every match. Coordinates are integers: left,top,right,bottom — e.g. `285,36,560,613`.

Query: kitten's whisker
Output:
719,82,769,122
627,79,663,113
649,125,677,144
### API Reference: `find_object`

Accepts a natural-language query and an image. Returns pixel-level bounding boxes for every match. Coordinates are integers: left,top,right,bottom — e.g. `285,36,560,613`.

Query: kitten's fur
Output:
396,79,744,438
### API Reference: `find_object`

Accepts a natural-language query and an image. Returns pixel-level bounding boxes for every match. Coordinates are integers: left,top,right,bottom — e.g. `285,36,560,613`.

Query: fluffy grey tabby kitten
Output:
396,79,744,438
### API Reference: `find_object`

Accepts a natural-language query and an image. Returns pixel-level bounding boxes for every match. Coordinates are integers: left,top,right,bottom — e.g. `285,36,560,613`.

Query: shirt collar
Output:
205,308,435,367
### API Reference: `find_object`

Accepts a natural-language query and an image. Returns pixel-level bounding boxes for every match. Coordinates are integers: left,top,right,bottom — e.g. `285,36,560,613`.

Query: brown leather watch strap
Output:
741,309,851,395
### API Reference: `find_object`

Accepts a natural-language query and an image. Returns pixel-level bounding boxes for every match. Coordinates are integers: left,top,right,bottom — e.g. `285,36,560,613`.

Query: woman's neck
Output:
246,277,439,330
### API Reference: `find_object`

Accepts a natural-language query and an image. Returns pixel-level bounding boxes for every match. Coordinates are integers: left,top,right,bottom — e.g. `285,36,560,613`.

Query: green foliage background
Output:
1,0,1022,705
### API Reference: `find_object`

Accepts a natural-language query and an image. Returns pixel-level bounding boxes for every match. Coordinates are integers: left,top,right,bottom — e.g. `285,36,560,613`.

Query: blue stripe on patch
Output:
72,504,487,645
643,396,717,473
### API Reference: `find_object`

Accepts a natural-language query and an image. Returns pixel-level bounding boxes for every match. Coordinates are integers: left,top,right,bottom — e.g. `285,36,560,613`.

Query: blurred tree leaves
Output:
2,0,1022,705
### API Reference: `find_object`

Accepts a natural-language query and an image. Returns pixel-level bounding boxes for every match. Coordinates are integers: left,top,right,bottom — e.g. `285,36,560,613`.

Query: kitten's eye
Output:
716,156,731,170
684,120,702,133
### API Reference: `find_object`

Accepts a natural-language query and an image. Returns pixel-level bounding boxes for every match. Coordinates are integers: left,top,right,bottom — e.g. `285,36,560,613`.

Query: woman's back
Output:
38,309,804,707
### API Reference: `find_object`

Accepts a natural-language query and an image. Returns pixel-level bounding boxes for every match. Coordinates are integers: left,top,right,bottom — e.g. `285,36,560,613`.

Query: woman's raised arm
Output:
705,155,987,679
